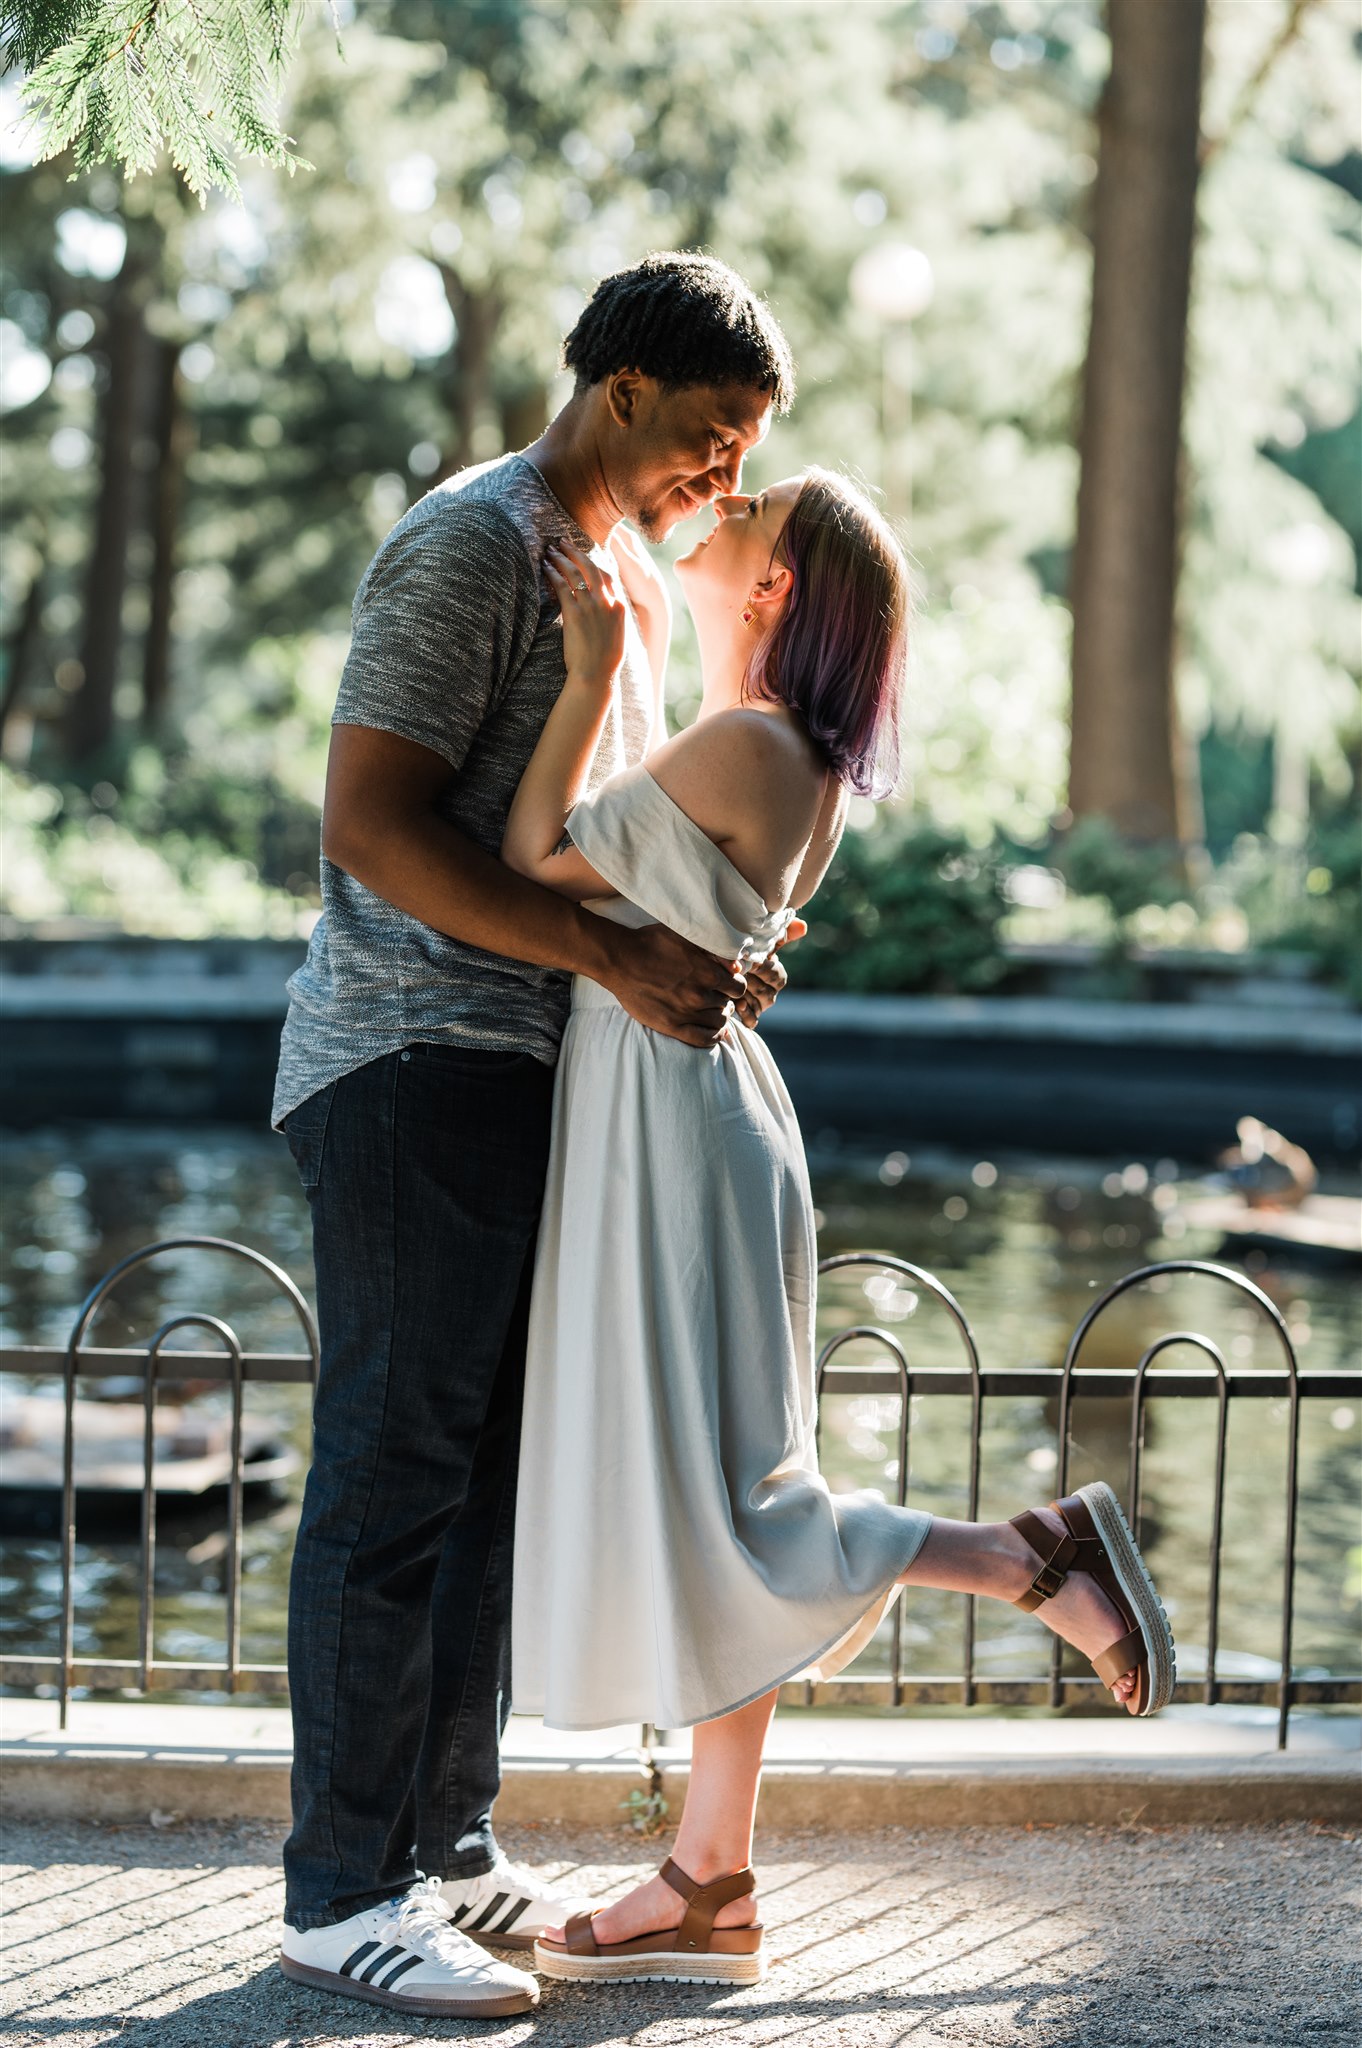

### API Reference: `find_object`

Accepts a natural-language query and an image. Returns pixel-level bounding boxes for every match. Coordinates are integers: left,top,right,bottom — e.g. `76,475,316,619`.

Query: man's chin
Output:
632,506,674,544
633,487,707,543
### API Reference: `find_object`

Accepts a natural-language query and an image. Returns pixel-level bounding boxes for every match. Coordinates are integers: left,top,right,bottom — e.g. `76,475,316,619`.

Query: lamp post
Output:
849,242,934,533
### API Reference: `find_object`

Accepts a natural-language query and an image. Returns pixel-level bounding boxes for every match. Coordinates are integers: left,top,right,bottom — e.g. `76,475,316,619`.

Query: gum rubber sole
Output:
278,1953,538,2017
533,1943,766,1986
1076,1480,1177,1714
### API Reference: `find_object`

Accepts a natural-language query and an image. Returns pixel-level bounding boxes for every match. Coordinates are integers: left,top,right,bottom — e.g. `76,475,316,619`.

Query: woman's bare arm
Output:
501,538,625,900
788,775,849,908
610,526,672,747
497,664,618,900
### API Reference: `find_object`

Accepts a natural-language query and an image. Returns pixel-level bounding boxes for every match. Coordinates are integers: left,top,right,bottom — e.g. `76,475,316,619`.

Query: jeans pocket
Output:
284,1080,338,1194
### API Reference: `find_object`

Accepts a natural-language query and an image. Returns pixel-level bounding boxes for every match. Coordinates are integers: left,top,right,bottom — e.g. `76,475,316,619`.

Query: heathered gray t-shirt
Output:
271,453,656,1128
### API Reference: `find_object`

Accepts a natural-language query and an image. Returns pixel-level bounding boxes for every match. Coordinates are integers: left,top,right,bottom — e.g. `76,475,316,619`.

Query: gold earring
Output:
741,604,756,626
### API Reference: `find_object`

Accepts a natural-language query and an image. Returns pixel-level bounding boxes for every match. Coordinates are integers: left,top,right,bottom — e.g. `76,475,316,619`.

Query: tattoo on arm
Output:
550,829,573,857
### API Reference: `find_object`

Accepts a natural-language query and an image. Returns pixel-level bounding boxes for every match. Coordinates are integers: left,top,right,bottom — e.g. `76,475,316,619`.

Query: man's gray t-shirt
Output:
271,453,656,1129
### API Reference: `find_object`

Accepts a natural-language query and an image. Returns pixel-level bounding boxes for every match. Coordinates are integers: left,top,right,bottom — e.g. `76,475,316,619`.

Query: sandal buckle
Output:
1031,1560,1067,1601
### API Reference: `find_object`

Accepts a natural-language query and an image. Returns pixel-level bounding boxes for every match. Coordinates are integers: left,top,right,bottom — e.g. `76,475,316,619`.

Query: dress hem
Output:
512,1510,933,1734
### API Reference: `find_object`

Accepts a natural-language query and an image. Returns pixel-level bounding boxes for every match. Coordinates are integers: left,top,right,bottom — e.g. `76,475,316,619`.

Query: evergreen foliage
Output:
3,0,311,199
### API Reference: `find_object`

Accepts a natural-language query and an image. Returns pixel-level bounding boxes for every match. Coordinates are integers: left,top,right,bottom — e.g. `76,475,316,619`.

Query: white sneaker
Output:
440,1852,597,1952
279,1875,539,2017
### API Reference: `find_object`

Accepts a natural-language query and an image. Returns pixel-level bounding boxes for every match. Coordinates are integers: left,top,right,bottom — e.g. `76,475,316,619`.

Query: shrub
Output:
793,822,1008,994
1262,814,1362,1002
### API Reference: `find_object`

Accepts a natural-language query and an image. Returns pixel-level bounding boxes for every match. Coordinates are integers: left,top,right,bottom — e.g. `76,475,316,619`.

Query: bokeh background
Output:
1,0,1358,1702
2,0,1358,998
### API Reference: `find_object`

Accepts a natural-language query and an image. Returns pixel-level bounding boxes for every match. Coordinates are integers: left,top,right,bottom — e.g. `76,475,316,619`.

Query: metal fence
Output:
1,1236,1356,1750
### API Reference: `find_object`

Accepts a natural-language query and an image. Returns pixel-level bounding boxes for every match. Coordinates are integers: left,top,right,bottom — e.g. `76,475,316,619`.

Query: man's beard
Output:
632,505,671,543
625,487,677,544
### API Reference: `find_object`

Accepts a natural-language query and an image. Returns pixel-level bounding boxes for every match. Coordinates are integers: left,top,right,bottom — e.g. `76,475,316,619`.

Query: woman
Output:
500,469,1174,1988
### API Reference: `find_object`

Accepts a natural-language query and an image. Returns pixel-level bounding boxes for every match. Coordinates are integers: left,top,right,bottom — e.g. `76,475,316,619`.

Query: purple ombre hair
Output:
743,468,910,799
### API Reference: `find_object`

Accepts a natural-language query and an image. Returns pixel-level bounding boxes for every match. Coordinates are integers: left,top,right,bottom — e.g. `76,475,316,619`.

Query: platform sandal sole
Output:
1075,1480,1176,1715
533,1943,765,1986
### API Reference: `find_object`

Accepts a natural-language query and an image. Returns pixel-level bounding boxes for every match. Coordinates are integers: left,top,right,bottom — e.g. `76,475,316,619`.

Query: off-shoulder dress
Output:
510,762,932,1730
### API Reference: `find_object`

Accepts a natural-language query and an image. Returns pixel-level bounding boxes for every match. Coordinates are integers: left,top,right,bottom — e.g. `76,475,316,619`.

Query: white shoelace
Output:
387,1877,488,1966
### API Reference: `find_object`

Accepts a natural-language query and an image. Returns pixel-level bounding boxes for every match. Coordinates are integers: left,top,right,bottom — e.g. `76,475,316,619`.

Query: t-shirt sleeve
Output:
332,496,540,774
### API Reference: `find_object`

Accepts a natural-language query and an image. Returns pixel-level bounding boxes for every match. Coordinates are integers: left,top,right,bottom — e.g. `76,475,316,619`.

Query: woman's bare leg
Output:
543,1690,775,1946
900,1512,1138,1705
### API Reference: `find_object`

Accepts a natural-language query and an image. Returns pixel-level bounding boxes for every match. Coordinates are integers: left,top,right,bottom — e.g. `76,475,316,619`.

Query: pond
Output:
1,1124,1357,1703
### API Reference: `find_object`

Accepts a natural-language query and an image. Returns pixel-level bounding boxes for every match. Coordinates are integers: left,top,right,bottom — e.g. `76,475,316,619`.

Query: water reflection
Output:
1,1126,1357,1696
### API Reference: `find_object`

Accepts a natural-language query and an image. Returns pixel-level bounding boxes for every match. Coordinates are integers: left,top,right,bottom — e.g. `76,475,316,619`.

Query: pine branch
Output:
145,15,245,197
1,1,100,76
14,0,314,201
179,0,293,162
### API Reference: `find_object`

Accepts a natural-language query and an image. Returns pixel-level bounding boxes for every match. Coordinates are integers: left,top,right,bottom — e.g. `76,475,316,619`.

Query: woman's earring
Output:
740,604,757,626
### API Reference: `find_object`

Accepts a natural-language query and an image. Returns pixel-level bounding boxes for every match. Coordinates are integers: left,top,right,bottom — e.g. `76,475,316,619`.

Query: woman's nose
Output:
714,494,750,521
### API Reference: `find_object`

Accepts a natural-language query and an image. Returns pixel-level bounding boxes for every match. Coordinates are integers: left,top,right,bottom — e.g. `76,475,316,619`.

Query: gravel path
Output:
2,1816,1357,2048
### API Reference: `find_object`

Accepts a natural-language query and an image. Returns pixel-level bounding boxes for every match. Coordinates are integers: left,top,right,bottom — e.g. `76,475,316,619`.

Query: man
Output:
274,251,797,2019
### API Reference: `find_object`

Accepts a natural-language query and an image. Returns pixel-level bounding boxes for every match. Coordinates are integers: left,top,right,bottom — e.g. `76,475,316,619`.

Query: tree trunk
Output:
143,338,190,729
0,542,46,755
66,243,156,764
436,266,504,477
1067,0,1207,848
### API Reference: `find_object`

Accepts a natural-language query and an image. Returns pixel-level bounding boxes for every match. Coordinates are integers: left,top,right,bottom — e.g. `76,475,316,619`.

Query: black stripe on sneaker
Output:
340,1940,380,1977
493,1896,530,1934
378,1951,423,1991
359,1944,405,1983
468,1891,510,1931
447,1900,471,1924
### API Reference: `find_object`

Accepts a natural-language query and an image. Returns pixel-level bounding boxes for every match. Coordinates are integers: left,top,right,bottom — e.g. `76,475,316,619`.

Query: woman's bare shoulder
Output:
649,707,818,809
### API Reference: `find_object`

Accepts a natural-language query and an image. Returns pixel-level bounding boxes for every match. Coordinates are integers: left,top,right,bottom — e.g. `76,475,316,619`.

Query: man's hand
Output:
603,922,746,1048
735,918,807,1029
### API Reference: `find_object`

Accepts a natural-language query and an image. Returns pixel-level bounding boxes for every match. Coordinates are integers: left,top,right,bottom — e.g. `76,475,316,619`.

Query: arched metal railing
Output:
0,1240,1354,1749
810,1254,1347,1749
52,1237,318,1728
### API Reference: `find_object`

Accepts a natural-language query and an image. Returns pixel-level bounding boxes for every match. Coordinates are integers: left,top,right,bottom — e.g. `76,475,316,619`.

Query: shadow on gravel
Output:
0,1967,1164,2048
11,1954,1360,2048
4,1819,1358,2048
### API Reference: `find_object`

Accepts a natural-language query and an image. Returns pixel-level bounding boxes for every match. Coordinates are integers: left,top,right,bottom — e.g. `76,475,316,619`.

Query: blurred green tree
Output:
0,0,1356,970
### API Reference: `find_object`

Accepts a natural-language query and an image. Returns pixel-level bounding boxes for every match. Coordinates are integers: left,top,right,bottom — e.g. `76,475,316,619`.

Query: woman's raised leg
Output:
545,1500,1147,1951
899,1510,1139,1705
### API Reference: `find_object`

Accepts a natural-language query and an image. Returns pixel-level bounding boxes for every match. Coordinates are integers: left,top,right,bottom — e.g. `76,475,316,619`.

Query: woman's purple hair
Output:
743,468,910,799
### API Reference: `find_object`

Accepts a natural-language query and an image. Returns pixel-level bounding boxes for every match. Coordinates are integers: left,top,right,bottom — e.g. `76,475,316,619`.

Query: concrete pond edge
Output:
3,1750,1356,1832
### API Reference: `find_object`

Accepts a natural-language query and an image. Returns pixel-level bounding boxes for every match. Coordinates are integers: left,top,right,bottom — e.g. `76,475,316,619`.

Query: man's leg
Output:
413,1249,531,1879
282,1044,553,1931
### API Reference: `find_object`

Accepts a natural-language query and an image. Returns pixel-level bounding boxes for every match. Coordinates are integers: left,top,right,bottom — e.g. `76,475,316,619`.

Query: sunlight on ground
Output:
2,1818,1353,2048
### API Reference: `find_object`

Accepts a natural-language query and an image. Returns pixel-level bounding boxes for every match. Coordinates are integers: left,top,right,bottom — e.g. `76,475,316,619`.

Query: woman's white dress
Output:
511,762,932,1730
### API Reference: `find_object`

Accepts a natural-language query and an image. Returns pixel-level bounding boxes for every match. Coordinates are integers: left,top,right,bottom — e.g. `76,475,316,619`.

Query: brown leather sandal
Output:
532,1857,764,1985
1010,1479,1176,1715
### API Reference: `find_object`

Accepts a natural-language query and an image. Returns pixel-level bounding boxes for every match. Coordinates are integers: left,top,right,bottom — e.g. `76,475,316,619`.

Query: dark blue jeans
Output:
280,1042,555,1929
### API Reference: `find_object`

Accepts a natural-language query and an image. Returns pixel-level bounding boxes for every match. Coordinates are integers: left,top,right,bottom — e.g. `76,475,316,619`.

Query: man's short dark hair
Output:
563,252,795,411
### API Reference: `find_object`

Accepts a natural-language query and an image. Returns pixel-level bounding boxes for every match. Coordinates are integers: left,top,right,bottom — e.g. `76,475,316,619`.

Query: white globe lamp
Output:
849,243,934,531
849,242,935,324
